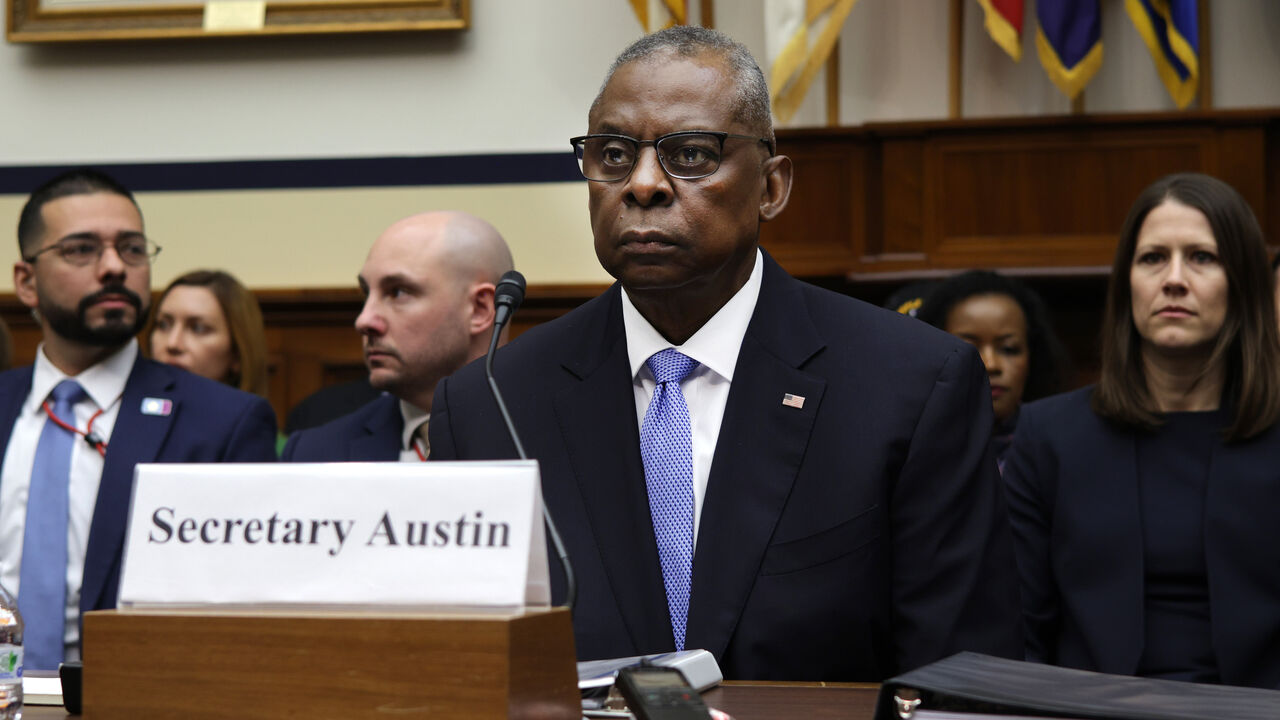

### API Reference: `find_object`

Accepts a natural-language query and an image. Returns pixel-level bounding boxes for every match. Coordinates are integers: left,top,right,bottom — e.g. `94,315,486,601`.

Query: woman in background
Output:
1004,173,1280,688
146,269,269,398
918,270,1068,471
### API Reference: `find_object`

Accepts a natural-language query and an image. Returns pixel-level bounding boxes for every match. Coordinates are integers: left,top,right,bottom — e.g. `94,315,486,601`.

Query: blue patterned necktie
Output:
20,379,86,671
641,349,699,651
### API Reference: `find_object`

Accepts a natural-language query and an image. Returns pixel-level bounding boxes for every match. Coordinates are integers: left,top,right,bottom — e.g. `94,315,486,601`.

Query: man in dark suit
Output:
281,211,513,462
429,27,1021,681
1,169,277,670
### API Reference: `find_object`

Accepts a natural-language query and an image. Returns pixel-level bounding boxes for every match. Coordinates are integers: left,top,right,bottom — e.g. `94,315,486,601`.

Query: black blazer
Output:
1004,386,1280,689
0,356,278,618
430,252,1021,681
281,393,401,462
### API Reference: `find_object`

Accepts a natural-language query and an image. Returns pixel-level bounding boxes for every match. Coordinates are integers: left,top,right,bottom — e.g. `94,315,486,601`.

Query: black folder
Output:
874,652,1280,719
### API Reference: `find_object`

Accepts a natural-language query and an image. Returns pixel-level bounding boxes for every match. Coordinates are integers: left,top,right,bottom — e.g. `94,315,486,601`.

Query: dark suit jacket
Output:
0,355,278,619
430,252,1021,681
284,378,381,434
1003,386,1280,689
280,394,401,462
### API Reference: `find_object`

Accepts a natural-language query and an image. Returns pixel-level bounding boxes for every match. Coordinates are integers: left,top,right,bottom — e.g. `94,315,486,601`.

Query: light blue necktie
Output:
20,379,85,671
641,349,699,651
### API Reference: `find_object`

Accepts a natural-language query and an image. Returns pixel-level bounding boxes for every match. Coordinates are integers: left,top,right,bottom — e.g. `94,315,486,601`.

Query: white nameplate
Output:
117,461,549,608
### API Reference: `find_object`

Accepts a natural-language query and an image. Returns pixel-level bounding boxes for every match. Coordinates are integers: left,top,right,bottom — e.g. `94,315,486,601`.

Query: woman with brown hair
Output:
146,269,269,398
1004,172,1280,689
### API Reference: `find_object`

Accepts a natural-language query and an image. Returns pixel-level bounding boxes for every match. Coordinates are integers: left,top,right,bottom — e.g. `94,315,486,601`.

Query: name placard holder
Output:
117,461,550,608
83,461,578,719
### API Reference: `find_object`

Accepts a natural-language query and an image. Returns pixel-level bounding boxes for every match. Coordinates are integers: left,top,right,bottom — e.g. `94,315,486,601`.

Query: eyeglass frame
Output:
569,130,776,183
23,234,163,267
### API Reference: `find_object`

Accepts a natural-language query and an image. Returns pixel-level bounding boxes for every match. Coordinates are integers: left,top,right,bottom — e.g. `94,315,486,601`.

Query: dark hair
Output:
1093,172,1280,441
592,25,774,146
918,270,1069,404
145,270,270,398
883,280,938,318
17,169,140,258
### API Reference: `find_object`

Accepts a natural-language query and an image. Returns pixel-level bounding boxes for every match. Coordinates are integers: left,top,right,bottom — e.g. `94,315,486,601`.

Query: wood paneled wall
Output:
0,286,604,428
762,109,1279,275
3,110,1278,425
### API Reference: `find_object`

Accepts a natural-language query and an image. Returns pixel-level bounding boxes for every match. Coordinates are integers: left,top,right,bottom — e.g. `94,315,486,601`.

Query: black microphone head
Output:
495,270,526,310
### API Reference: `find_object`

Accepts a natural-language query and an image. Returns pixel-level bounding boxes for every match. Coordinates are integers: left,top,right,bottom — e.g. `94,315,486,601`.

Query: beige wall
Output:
0,183,609,291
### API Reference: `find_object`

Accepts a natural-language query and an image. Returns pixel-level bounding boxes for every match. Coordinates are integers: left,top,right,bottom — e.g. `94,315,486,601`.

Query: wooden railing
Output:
762,109,1279,276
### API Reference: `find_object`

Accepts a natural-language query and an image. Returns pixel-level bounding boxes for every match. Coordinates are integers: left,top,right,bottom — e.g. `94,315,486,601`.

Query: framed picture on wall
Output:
6,0,465,42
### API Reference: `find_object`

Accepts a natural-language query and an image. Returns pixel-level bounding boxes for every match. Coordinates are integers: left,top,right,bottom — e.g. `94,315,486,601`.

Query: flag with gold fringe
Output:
1036,0,1103,100
977,0,1024,61
1125,0,1198,108
629,0,686,32
765,0,859,124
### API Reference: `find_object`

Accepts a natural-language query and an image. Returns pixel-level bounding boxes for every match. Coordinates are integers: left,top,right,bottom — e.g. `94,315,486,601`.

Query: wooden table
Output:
23,681,883,719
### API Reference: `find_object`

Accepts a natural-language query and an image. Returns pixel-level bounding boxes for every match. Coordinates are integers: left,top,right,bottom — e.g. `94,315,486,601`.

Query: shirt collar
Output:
622,247,764,383
399,399,430,451
29,339,138,413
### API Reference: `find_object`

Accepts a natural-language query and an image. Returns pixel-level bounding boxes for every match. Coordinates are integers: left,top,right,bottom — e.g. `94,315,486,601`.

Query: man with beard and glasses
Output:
0,169,277,670
281,211,513,462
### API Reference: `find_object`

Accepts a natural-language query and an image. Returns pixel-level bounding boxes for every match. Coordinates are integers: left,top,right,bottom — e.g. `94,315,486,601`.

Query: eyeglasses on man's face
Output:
569,130,775,183
24,235,162,267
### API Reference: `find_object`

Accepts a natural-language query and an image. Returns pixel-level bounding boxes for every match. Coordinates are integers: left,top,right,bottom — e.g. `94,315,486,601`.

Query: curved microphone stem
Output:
485,280,577,612
484,331,527,460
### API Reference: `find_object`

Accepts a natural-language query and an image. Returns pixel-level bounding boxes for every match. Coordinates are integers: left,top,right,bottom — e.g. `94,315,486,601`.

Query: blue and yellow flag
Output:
1126,0,1198,108
1035,0,1102,100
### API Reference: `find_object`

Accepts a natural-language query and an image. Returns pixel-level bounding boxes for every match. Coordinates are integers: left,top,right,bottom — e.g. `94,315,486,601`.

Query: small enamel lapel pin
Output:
141,397,173,416
782,393,805,409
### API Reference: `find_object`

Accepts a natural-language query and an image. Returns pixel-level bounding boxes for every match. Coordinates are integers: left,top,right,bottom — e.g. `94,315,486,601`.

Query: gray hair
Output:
590,26,774,145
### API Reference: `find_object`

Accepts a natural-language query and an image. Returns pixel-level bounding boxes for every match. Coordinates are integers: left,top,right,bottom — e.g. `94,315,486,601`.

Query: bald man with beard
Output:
282,211,514,462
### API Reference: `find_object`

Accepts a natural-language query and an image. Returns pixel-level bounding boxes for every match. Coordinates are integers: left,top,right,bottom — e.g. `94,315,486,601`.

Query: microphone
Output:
484,270,577,611
493,271,526,329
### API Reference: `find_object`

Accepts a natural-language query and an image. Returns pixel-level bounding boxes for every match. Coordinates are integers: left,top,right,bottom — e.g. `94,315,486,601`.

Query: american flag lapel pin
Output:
141,397,173,416
782,393,805,409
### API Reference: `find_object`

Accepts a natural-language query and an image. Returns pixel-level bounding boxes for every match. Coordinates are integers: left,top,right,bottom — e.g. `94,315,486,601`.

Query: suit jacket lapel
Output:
82,358,176,612
1202,424,1280,685
552,286,673,653
0,369,35,479
351,396,403,461
1074,420,1144,674
684,254,826,657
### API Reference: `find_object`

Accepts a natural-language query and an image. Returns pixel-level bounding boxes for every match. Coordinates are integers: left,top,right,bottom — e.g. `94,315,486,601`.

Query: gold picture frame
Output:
6,0,466,42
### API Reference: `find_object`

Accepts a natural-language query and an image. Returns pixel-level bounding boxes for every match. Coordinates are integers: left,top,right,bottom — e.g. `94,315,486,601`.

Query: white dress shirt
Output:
398,400,430,462
621,248,763,548
0,340,137,660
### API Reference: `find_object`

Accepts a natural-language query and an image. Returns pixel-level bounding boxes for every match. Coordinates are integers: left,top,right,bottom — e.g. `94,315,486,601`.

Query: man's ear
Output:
469,282,497,336
13,261,38,310
759,153,793,222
